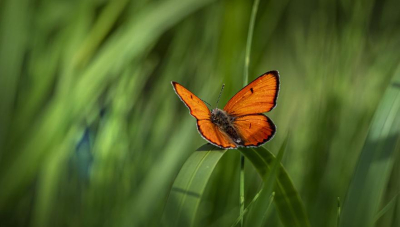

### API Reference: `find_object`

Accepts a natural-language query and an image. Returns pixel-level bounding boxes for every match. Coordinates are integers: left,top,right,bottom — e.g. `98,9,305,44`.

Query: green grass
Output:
1,0,400,227
339,66,400,227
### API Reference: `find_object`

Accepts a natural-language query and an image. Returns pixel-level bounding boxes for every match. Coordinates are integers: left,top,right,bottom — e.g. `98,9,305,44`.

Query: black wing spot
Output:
190,95,193,99
249,123,252,129
250,88,254,93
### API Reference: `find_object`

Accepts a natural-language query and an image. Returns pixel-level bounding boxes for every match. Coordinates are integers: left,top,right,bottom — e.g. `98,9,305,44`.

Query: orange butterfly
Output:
171,70,279,149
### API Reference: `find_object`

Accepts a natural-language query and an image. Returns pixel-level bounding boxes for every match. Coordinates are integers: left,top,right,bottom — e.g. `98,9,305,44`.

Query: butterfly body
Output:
172,70,280,149
210,108,243,145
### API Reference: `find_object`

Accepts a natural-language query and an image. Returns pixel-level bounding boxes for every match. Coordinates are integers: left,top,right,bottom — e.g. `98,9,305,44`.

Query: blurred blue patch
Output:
73,127,93,182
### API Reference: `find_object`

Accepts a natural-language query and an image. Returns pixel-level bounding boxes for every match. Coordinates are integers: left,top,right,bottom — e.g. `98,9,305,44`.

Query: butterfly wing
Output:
223,71,279,116
197,120,236,149
171,81,211,120
172,81,236,149
233,114,276,147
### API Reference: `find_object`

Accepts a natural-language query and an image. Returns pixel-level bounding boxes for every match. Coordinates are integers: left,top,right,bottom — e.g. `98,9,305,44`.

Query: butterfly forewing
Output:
223,71,279,116
171,82,211,120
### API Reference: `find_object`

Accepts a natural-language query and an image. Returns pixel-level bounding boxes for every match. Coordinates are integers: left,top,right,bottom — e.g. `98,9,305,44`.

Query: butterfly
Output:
171,70,280,149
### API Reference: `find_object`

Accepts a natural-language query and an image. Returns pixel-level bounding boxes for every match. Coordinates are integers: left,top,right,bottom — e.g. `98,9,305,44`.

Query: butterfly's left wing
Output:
172,81,236,149
223,71,279,116
171,82,211,120
197,120,237,149
233,114,276,147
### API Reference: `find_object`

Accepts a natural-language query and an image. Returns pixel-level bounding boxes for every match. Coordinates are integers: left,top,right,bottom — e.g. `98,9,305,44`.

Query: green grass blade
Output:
0,0,29,155
239,154,245,227
240,1,261,225
265,192,276,218
374,195,398,223
243,0,260,86
340,69,400,227
231,189,261,227
162,144,226,227
239,146,311,227
244,137,287,227
231,190,276,227
337,197,341,227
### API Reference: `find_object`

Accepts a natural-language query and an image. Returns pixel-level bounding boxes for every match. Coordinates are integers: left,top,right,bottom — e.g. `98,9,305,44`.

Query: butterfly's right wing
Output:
171,82,211,120
233,114,276,147
223,71,279,116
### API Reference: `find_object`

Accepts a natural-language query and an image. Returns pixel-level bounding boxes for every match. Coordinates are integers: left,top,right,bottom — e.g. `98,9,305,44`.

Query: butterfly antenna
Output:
201,99,212,108
215,84,225,108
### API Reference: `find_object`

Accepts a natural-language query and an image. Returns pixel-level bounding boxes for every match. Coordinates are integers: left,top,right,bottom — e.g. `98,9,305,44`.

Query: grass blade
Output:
340,69,400,227
243,0,260,85
0,0,29,155
239,154,245,227
337,197,341,227
162,144,226,227
239,146,311,227
231,191,275,227
240,0,261,225
374,195,398,223
244,137,287,227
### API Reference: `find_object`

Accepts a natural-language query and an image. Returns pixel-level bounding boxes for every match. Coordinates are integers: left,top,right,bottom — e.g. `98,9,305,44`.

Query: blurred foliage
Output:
0,0,400,226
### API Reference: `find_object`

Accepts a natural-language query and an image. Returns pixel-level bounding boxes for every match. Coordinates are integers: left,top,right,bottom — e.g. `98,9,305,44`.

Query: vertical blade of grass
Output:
244,137,287,227
337,197,341,227
239,146,310,227
239,155,245,227
241,1,260,225
243,0,260,85
0,0,29,157
162,144,226,227
340,68,400,227
231,179,277,227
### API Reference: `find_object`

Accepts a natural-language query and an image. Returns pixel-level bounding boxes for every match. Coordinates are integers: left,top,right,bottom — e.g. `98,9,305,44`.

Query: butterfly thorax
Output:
210,109,243,145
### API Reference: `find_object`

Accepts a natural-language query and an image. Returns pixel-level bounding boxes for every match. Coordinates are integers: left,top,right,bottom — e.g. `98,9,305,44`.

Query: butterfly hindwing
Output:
171,82,211,120
197,120,236,149
223,71,279,116
233,114,276,147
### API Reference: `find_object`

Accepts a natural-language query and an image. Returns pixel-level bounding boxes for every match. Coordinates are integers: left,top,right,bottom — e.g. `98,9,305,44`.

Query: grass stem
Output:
243,0,260,85
240,0,260,225
240,155,245,226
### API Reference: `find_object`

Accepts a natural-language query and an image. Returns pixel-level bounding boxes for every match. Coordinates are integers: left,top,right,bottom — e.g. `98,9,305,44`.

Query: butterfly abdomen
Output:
211,109,243,146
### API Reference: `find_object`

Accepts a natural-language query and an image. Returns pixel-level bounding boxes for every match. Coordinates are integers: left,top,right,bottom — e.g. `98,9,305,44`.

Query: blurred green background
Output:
0,0,399,226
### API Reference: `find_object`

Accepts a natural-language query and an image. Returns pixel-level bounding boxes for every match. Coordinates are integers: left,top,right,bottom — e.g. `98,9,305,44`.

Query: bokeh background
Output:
0,0,399,226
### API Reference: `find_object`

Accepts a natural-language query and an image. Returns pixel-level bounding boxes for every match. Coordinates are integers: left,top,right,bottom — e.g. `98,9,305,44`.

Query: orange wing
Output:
223,71,279,116
233,114,276,147
171,82,210,120
197,120,236,149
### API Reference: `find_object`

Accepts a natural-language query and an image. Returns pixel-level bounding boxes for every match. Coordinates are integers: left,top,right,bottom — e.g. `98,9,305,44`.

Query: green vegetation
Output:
0,0,399,226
